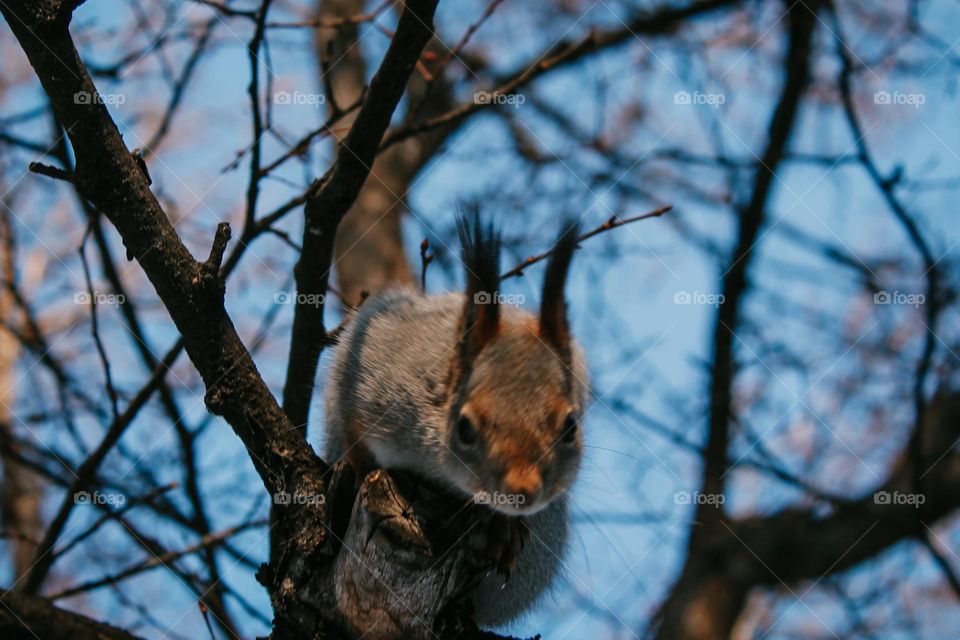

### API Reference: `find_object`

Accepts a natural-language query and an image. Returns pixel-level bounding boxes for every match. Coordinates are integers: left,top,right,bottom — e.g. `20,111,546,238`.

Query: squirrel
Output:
323,211,588,627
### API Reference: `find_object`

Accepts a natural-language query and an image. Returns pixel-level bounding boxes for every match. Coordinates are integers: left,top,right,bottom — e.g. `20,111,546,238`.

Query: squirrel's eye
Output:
456,415,477,446
561,414,578,444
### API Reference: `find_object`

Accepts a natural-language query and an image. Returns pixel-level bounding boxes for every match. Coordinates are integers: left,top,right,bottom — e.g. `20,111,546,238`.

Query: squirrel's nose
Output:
503,463,542,505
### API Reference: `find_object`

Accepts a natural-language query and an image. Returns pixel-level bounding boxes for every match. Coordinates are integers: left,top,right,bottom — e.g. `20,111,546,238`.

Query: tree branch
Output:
0,0,320,599
281,0,440,431
0,0,312,496
0,589,143,640
380,0,742,152
700,0,819,513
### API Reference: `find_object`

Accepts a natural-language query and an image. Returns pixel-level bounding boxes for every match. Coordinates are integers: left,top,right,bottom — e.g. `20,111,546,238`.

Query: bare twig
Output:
78,230,120,421
48,520,266,600
23,344,183,593
27,161,75,183
500,206,672,280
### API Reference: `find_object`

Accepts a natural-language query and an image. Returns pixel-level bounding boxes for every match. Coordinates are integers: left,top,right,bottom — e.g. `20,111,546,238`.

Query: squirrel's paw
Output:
486,513,529,580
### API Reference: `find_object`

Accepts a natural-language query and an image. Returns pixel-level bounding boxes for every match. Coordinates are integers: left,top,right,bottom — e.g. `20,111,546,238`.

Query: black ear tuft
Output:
539,219,580,362
456,205,502,355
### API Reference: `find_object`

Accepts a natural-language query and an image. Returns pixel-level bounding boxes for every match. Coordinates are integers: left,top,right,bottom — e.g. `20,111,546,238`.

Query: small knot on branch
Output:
205,222,232,271
193,222,231,302
203,383,230,416
131,148,152,185
28,162,75,183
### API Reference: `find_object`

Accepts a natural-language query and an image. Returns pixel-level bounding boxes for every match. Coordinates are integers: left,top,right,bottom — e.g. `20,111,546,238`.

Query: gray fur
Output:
324,286,587,628
469,498,570,626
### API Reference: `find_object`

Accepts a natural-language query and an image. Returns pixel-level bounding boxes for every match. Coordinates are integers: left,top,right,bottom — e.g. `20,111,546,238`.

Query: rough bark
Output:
306,465,516,640
0,589,144,640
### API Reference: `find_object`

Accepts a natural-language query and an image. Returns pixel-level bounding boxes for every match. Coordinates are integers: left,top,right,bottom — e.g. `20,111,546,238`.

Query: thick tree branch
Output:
0,0,320,596
655,388,960,640
733,389,960,584
831,10,942,492
655,3,821,638
1,0,312,487
0,589,143,640
700,0,819,514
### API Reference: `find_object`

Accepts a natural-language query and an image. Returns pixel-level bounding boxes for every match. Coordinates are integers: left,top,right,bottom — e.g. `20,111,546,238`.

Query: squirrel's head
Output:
444,211,587,516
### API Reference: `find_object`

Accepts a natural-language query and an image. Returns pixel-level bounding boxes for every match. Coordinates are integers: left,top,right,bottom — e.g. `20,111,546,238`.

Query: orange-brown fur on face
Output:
447,312,585,515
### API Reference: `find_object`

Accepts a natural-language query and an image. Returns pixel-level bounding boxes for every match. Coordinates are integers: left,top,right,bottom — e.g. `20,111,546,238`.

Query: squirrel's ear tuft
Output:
456,206,502,356
539,219,580,363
